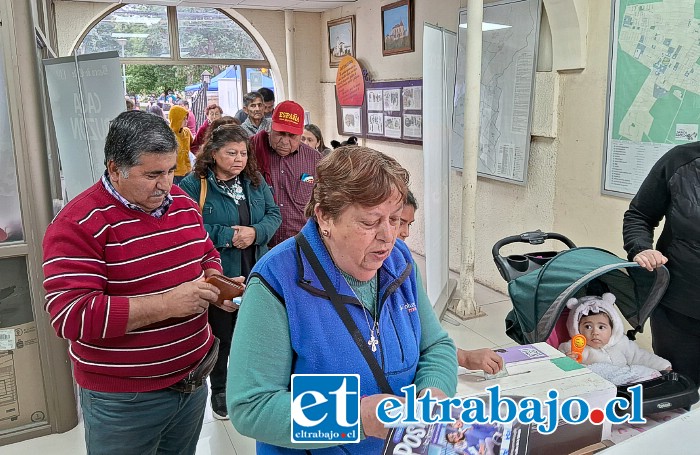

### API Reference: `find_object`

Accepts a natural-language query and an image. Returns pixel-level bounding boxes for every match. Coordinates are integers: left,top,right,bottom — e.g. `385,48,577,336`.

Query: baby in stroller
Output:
558,292,671,386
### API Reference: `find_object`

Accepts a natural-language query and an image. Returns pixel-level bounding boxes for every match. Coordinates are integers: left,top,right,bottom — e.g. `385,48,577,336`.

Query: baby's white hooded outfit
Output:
558,293,671,371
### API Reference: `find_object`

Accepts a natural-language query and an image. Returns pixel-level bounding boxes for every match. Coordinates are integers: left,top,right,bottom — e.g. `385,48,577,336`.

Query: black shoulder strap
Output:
295,232,394,395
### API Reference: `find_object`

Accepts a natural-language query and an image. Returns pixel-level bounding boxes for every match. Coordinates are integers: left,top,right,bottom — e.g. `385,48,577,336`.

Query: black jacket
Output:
623,142,700,319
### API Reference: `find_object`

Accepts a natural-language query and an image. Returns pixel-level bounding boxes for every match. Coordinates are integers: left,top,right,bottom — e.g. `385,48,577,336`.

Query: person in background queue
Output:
250,100,322,247
398,189,504,374
179,125,280,420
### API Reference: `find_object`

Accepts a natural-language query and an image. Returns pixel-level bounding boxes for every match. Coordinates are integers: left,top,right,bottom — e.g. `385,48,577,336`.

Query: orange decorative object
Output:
335,56,365,106
571,334,587,363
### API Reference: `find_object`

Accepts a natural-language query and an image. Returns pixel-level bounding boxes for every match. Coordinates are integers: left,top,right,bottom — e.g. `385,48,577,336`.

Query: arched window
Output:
77,5,267,62
75,5,274,121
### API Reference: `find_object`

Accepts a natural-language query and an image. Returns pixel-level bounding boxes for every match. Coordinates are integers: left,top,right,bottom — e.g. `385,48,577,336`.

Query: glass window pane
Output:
77,5,170,58
177,8,264,60
0,43,24,242
246,67,274,92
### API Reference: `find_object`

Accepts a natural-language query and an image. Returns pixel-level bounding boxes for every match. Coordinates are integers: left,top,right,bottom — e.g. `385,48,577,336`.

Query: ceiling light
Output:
459,22,512,31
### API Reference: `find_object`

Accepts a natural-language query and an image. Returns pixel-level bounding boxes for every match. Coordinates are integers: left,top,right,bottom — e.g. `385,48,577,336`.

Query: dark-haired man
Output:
42,110,241,455
234,87,275,123
240,91,271,136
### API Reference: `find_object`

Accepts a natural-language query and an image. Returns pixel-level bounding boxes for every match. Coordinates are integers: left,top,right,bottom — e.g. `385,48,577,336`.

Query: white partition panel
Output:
423,24,456,309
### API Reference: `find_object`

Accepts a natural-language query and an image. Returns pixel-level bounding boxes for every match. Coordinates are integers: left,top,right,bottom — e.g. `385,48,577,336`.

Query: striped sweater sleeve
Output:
43,216,129,342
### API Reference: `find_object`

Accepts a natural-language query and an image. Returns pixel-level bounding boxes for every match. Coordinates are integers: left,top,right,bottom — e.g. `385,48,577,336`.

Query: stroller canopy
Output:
507,247,669,344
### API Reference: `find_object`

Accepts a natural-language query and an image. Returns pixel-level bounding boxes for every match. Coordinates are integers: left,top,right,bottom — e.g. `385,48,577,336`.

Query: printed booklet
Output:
492,345,548,364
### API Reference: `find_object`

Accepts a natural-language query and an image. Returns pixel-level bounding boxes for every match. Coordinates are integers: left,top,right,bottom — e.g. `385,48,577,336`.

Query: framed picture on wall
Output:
381,0,414,56
328,16,356,68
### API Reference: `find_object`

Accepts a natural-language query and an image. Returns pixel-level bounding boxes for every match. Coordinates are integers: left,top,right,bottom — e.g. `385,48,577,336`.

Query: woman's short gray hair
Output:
305,146,409,220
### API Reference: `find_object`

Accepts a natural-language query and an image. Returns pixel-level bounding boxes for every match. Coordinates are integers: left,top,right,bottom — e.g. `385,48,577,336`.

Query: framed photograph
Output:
328,16,356,68
381,0,414,56
342,107,362,134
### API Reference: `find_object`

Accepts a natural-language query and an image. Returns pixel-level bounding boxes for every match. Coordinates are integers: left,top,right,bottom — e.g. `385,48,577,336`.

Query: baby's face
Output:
578,313,612,348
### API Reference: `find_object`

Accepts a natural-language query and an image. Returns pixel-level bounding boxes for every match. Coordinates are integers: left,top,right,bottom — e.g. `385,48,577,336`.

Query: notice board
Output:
335,79,423,146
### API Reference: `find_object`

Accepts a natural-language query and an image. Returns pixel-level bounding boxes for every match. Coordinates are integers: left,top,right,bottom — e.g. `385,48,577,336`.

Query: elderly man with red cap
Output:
250,100,323,247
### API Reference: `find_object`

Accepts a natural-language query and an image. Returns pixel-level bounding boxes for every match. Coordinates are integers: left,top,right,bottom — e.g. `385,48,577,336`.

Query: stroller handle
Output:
491,230,577,259
492,231,577,282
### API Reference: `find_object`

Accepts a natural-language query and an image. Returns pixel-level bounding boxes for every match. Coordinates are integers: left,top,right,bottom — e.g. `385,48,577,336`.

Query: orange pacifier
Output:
570,334,587,363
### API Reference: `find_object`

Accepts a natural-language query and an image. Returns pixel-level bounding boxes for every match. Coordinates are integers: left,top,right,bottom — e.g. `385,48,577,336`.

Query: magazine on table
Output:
381,393,603,455
381,401,530,455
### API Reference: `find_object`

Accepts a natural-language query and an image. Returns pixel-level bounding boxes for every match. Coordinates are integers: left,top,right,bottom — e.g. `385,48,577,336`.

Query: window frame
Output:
73,5,270,68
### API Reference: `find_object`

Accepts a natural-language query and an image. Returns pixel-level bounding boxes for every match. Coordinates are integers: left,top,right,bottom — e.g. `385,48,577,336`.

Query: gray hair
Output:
104,110,178,173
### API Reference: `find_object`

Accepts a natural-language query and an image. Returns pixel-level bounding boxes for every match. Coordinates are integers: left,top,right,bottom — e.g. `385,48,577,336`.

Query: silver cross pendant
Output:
368,332,379,352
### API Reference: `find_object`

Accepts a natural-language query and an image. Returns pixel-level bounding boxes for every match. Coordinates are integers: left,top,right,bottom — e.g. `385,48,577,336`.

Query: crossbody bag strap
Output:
198,177,207,214
295,232,394,395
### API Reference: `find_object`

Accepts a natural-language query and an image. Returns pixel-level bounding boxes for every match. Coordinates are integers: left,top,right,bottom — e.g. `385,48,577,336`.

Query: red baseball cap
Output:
271,100,304,135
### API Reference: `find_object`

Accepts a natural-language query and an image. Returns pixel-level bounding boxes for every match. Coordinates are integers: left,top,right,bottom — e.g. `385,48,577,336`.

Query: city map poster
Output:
605,0,700,196
450,0,540,185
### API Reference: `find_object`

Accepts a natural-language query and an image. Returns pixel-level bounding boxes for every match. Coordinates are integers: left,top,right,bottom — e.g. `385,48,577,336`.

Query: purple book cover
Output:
493,345,548,364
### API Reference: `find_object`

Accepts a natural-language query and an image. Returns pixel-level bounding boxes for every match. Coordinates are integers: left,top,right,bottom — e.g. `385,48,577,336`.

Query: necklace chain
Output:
359,274,380,352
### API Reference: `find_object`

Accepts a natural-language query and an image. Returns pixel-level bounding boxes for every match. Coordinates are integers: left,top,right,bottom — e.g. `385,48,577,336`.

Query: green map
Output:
606,0,700,195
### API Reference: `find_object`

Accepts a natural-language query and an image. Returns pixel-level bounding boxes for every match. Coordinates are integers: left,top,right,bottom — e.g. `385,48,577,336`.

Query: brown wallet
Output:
205,274,244,305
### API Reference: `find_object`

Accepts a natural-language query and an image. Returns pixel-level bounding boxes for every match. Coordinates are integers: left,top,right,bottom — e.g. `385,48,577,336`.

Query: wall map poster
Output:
604,0,700,196
450,0,540,184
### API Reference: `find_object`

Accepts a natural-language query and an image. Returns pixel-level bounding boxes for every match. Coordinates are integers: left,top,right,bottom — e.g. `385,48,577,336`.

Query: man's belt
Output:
169,337,219,394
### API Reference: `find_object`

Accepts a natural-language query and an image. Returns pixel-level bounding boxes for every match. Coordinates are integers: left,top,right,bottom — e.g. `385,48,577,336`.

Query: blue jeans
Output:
80,386,207,455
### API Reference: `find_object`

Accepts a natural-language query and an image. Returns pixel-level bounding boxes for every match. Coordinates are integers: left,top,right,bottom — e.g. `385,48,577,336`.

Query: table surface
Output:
457,342,618,401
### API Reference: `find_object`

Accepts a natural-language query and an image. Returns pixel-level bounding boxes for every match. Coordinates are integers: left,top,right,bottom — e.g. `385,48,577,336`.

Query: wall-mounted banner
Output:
43,52,125,201
335,56,365,106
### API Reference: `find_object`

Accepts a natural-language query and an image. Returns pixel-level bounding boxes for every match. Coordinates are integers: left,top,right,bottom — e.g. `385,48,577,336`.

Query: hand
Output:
210,277,245,313
361,394,402,439
232,226,256,249
565,352,578,360
633,249,668,271
215,299,241,313
163,281,220,318
457,348,504,374
203,268,220,278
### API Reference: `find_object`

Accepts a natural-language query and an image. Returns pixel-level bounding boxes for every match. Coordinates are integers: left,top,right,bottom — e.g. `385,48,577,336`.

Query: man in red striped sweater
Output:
42,110,240,455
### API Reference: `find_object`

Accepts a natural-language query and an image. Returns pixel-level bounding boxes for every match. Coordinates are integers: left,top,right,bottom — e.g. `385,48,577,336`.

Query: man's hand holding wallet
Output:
204,274,245,312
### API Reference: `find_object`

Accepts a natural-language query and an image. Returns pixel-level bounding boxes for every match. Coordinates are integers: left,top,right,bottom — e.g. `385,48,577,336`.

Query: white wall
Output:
317,0,628,295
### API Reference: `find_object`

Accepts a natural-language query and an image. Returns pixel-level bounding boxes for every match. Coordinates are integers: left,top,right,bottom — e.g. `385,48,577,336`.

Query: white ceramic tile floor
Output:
1,282,511,455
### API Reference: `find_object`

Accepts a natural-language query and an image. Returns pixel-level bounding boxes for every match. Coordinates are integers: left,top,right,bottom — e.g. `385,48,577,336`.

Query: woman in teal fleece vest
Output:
180,124,281,420
228,146,457,454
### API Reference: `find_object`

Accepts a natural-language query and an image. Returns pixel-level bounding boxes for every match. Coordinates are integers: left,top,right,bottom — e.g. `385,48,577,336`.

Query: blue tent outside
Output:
184,66,274,92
